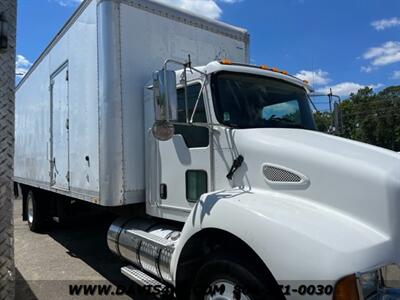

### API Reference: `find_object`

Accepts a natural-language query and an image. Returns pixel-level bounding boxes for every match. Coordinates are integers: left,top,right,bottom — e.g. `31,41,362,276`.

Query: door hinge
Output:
65,70,69,81
65,118,69,130
66,171,70,182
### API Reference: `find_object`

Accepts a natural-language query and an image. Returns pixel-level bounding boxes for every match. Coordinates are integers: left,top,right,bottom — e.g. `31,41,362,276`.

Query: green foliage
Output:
313,111,332,133
314,86,400,151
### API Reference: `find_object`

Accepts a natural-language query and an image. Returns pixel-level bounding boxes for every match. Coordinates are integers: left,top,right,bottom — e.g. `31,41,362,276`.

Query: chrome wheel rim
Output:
204,280,251,300
27,193,34,224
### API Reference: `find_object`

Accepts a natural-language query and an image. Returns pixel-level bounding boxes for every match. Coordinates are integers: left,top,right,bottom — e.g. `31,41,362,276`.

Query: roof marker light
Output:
272,67,279,72
281,70,288,75
260,65,270,70
220,59,232,65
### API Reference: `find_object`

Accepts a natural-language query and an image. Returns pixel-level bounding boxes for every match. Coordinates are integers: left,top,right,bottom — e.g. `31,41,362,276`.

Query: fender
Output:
171,187,393,285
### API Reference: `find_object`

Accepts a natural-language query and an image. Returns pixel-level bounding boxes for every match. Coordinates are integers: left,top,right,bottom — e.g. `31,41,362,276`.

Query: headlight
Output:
357,270,381,299
334,269,383,300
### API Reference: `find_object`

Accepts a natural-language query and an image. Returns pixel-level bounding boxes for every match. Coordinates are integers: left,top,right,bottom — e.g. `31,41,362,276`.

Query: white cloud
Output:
371,17,400,31
317,82,384,97
155,0,222,18
363,41,400,66
391,70,400,80
219,0,242,3
294,69,330,86
52,0,82,7
15,55,32,79
53,0,241,19
361,66,374,73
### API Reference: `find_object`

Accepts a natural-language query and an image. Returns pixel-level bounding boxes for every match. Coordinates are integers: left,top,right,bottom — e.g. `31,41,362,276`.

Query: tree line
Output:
314,86,400,152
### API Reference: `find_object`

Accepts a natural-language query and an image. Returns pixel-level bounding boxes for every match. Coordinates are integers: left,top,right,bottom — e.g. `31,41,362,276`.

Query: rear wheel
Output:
26,190,44,232
188,252,283,300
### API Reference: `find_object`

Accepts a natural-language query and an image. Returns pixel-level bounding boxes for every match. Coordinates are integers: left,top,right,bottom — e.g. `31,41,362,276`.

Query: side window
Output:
175,84,209,148
186,170,208,202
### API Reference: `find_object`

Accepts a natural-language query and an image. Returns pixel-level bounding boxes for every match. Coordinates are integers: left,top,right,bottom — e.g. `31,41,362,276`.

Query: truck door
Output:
50,63,70,190
157,83,211,212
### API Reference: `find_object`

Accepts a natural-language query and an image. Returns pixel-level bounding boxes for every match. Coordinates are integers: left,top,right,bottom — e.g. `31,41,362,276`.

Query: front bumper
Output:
376,287,400,300
357,265,400,300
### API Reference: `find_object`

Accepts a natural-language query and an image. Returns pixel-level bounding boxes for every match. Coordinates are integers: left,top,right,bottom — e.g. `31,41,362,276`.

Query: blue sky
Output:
17,0,400,99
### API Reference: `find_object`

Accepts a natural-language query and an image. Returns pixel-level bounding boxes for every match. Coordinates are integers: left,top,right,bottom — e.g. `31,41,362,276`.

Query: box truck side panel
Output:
117,1,249,203
15,56,51,185
97,0,126,206
15,0,100,201
67,0,99,196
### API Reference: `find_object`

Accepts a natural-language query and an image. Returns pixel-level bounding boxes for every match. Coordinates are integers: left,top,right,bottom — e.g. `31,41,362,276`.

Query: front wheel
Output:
189,253,283,300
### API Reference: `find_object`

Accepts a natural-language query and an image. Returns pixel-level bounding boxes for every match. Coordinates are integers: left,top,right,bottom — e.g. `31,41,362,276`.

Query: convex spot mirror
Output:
152,120,175,142
152,70,178,141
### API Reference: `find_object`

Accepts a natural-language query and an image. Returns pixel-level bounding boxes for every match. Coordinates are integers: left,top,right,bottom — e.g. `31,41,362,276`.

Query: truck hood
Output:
230,128,400,261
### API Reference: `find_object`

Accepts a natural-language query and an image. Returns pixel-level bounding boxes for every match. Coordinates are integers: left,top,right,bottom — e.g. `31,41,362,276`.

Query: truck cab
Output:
109,60,400,300
145,60,316,221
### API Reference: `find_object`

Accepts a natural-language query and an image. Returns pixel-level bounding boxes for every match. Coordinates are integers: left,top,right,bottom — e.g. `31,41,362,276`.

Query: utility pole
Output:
0,0,16,299
392,97,395,151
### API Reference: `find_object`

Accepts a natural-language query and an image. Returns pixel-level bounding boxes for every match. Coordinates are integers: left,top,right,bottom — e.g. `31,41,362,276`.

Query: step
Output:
121,265,165,288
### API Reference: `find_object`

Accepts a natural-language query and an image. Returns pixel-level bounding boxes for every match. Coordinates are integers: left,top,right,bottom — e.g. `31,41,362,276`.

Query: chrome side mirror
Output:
152,70,177,141
151,120,175,141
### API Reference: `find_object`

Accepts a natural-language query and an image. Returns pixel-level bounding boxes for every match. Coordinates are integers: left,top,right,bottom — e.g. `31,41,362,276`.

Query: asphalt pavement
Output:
14,198,156,300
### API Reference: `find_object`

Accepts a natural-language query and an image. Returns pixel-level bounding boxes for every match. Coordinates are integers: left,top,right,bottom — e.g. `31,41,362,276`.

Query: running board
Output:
121,265,166,288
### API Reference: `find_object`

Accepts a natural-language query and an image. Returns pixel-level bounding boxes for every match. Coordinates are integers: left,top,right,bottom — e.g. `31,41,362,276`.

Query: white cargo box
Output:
14,0,249,206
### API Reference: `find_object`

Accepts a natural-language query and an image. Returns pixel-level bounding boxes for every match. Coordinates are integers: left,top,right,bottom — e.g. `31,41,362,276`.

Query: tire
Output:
188,252,284,300
26,190,44,232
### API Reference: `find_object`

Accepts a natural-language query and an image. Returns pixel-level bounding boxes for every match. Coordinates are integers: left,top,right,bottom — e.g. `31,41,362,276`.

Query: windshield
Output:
211,72,316,130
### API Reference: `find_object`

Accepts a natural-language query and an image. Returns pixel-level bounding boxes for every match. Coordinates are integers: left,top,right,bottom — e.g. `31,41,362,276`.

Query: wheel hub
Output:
204,280,251,300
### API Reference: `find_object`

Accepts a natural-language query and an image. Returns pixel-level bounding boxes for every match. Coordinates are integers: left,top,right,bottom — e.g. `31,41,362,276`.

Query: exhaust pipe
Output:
107,218,181,284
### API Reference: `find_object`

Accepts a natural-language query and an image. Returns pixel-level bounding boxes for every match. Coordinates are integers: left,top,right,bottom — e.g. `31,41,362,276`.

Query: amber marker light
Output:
333,275,359,300
220,59,232,65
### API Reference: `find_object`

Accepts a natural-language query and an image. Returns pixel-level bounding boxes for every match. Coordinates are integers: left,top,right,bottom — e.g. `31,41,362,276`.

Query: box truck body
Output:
14,0,249,206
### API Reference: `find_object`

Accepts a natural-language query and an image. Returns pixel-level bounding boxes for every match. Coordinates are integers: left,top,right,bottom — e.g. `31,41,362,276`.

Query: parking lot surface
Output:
14,198,156,300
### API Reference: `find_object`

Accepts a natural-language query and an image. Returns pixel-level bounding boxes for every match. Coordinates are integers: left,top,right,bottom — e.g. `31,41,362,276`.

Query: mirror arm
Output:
308,91,341,113
307,94,320,113
184,64,189,123
189,76,209,124
169,121,222,130
163,57,207,77
163,56,208,125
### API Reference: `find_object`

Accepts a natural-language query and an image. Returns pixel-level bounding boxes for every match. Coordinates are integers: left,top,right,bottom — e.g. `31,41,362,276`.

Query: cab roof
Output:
176,61,313,92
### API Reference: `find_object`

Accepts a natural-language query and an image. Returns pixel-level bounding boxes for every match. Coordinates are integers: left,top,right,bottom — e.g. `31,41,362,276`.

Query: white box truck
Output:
14,0,400,299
